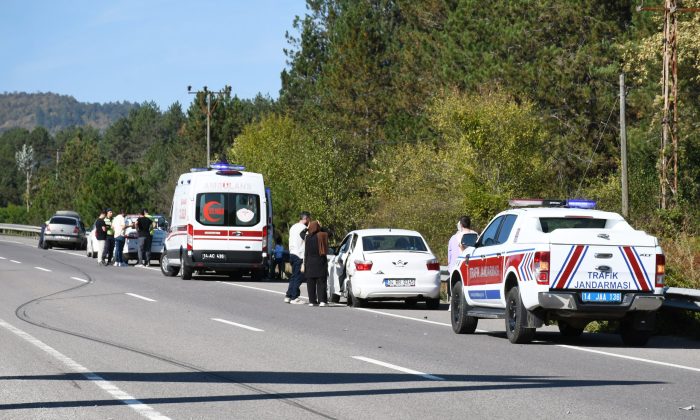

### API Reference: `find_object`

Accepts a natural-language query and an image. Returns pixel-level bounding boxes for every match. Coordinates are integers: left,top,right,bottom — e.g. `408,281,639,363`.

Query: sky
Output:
0,0,308,110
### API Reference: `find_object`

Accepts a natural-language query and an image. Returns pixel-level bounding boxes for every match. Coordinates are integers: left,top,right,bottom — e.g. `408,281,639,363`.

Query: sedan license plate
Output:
201,253,226,261
581,292,621,303
384,278,415,287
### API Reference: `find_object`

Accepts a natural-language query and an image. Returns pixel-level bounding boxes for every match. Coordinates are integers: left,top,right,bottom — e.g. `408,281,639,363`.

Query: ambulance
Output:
160,163,273,280
449,199,665,346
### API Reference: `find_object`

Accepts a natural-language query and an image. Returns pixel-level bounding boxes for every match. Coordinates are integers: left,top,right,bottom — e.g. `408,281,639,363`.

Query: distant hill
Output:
0,92,140,134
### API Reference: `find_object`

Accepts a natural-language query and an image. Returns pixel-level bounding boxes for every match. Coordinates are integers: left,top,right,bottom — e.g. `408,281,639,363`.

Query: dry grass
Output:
661,233,700,289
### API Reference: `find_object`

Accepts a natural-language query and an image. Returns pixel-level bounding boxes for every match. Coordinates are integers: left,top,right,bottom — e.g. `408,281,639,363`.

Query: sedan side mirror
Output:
461,233,478,248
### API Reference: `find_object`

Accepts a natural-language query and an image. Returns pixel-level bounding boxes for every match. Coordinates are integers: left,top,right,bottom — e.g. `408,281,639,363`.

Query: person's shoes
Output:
319,302,327,307
284,297,291,303
308,303,316,307
290,298,304,304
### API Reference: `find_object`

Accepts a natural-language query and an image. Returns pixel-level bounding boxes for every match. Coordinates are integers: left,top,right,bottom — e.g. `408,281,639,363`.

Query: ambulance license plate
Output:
201,253,226,261
384,279,415,287
581,292,621,303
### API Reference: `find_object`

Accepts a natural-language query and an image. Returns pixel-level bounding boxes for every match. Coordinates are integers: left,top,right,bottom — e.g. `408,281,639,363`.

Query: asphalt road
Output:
1,235,698,419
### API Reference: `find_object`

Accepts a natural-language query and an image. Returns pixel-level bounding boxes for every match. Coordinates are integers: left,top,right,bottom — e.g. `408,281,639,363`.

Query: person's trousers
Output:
114,236,125,264
145,235,152,264
274,259,285,278
285,255,304,299
103,236,115,263
95,239,105,263
137,237,148,265
307,275,328,305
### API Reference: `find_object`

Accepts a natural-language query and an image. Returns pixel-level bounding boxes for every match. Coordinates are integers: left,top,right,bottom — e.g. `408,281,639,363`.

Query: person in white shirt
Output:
112,209,127,267
285,211,310,304
448,216,477,273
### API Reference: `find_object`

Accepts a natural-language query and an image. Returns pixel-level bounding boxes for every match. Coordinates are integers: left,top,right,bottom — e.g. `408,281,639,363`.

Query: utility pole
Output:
620,73,629,218
638,0,700,209
187,85,230,168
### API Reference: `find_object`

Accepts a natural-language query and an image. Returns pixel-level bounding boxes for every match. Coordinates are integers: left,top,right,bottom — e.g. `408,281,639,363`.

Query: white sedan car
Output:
327,229,441,309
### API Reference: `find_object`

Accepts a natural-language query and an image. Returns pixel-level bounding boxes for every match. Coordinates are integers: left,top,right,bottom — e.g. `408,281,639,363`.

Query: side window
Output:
197,193,226,226
496,215,517,244
230,194,259,227
350,234,358,252
338,235,352,254
478,216,504,247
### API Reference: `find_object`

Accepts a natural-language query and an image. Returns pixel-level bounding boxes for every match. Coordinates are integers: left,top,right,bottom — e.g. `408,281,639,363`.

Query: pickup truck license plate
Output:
581,292,621,303
201,253,226,261
384,279,415,287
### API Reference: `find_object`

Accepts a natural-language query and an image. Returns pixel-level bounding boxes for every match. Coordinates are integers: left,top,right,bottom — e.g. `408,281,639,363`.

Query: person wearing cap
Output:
94,210,107,266
285,211,310,304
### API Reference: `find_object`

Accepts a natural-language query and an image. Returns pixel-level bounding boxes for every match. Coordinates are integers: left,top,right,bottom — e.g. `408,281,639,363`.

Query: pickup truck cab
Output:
449,199,665,346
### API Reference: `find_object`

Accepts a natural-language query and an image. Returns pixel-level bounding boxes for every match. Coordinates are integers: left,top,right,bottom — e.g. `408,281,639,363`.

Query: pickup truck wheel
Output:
347,281,364,308
619,317,651,346
558,322,584,338
505,287,535,344
160,253,179,277
180,255,193,280
451,282,478,334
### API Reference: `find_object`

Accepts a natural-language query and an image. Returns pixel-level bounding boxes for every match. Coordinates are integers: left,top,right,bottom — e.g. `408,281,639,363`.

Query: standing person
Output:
102,209,115,265
112,209,127,267
447,215,478,273
285,211,310,304
144,210,156,264
304,220,329,307
94,210,107,266
135,209,152,266
273,237,285,280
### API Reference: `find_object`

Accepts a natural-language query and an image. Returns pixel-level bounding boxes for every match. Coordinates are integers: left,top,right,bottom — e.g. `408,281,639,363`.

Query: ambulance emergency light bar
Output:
508,199,596,209
190,162,246,173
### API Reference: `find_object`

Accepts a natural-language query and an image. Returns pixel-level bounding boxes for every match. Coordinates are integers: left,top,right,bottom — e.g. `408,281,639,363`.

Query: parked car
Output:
327,229,442,309
86,214,167,264
42,211,86,250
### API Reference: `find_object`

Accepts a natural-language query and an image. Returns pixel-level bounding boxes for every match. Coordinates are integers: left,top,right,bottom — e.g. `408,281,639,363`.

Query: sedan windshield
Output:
362,235,428,252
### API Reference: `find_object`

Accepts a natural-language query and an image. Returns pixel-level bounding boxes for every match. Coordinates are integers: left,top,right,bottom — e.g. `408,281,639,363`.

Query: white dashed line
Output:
71,277,89,283
0,318,170,420
0,256,6,259
211,318,264,332
352,356,444,381
125,293,157,302
10,260,21,264
34,266,51,272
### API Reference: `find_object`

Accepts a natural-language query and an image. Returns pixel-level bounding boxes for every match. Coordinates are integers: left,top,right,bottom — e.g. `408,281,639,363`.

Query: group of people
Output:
93,208,156,267
284,211,330,307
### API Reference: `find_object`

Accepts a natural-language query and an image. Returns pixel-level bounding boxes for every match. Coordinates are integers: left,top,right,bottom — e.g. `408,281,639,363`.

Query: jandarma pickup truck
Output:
449,199,665,346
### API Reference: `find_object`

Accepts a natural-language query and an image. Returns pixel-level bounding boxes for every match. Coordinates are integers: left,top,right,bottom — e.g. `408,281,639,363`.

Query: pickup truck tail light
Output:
426,259,440,271
534,251,550,285
655,254,665,287
186,224,193,251
354,260,373,271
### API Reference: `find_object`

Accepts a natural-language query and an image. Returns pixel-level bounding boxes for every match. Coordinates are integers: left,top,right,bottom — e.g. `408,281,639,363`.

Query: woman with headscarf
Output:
303,220,329,306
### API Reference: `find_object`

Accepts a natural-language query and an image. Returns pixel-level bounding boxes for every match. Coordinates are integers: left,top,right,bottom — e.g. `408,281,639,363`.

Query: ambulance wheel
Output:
180,255,193,280
619,317,651,347
505,286,535,344
451,282,478,334
347,281,364,308
558,321,585,338
160,253,179,277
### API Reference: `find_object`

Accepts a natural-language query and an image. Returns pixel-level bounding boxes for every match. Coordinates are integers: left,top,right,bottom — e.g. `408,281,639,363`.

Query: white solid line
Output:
557,344,700,373
0,318,170,420
34,266,51,272
352,356,444,381
125,293,157,302
70,277,89,283
211,318,264,332
134,265,159,271
216,281,307,298
10,260,21,264
354,307,488,332
0,256,5,259
0,239,22,244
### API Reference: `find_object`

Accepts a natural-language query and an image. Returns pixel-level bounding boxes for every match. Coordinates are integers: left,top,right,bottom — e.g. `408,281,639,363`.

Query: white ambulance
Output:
160,163,273,280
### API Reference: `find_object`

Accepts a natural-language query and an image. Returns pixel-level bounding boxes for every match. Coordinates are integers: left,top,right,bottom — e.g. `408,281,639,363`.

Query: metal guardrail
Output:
663,287,700,312
0,223,41,234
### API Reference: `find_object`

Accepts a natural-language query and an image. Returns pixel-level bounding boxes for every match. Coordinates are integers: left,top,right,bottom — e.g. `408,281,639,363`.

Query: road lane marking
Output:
0,256,5,259
557,344,700,373
71,277,89,283
0,239,22,244
216,281,307,298
354,307,487,332
34,266,51,272
211,318,264,332
352,356,444,381
0,318,170,420
10,260,21,264
134,265,160,271
53,249,84,257
125,293,157,302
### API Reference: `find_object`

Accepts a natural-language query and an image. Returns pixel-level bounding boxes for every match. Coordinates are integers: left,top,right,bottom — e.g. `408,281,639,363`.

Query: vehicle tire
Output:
404,298,418,307
558,321,585,338
160,253,179,277
505,286,535,344
347,281,364,308
180,254,193,280
451,282,478,334
251,269,265,281
330,293,341,303
426,298,440,310
619,317,652,347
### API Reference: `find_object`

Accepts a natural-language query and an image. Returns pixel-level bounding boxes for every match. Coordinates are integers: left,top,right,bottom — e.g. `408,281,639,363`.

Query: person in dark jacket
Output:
304,220,329,307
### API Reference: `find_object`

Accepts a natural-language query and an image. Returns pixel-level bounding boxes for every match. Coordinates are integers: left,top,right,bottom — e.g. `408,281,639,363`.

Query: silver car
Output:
42,212,86,250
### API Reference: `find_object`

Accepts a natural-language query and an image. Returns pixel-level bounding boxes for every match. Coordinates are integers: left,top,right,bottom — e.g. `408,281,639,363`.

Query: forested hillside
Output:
1,0,698,297
0,92,139,133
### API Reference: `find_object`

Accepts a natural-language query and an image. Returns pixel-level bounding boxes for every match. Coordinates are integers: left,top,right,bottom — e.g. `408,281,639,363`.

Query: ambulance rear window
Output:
539,217,606,233
196,193,260,227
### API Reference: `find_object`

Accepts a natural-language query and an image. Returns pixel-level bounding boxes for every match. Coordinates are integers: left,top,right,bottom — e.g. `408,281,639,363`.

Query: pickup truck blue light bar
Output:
566,199,597,209
509,199,597,209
